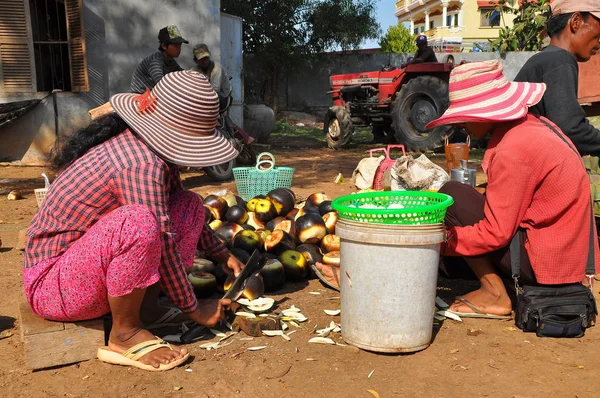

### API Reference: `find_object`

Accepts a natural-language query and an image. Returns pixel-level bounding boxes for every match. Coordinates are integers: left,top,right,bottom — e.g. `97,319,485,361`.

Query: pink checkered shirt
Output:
25,130,227,312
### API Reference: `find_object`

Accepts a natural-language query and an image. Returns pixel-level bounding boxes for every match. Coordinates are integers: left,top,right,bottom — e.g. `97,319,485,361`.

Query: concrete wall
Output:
249,51,537,110
0,0,223,164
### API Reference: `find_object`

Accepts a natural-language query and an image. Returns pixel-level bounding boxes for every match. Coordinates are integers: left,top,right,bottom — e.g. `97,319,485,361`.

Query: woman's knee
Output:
113,204,160,245
439,180,469,196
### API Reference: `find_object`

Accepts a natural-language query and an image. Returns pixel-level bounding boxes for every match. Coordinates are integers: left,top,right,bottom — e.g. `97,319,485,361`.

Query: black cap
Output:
158,25,189,44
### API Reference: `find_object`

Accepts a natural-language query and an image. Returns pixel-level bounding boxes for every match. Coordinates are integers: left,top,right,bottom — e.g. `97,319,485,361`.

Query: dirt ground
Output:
0,133,599,398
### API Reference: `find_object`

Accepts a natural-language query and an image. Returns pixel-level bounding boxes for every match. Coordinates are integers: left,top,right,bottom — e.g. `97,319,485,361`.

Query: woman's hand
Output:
222,252,244,277
188,298,232,327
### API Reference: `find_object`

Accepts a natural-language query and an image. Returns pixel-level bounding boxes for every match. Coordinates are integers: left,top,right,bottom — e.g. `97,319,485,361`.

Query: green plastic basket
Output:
233,152,295,201
331,191,454,225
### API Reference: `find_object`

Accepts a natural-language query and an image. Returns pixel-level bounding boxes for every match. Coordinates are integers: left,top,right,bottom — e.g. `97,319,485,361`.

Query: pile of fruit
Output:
186,188,340,299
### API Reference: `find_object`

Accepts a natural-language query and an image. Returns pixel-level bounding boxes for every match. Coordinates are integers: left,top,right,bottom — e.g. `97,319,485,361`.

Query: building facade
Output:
394,0,515,52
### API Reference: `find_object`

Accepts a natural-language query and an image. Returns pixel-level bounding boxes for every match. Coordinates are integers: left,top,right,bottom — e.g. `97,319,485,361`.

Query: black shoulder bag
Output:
512,117,597,338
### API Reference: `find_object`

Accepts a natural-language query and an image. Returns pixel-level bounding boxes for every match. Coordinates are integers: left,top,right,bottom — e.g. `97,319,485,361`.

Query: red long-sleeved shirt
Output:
446,115,599,284
25,130,228,312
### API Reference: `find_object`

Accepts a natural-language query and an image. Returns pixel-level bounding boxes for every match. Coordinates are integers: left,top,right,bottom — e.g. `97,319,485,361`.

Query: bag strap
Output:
512,117,596,289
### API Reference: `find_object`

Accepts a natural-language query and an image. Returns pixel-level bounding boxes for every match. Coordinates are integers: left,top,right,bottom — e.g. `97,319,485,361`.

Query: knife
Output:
180,250,265,344
222,249,265,300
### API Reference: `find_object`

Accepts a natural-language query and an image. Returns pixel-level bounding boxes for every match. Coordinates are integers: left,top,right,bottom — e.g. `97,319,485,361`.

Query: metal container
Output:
336,219,445,353
451,160,477,187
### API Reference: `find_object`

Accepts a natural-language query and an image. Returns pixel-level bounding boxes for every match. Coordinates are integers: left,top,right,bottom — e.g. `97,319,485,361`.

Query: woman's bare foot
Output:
315,262,340,290
108,327,188,369
449,288,512,316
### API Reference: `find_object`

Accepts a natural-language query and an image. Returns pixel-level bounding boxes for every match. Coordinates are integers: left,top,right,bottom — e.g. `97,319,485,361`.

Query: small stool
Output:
19,302,107,370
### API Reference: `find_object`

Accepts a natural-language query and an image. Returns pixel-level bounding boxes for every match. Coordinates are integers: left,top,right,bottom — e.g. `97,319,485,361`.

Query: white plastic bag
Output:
390,154,449,191
352,156,384,190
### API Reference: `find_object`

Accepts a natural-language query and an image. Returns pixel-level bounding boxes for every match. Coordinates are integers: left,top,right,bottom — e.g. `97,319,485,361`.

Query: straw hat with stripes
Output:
426,60,546,129
110,70,238,167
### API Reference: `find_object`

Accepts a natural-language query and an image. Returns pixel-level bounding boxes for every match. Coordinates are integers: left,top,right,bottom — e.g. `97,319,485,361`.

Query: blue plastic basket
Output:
233,152,295,201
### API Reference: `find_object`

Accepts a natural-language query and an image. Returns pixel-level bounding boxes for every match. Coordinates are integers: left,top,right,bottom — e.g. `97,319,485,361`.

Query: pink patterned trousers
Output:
23,191,202,321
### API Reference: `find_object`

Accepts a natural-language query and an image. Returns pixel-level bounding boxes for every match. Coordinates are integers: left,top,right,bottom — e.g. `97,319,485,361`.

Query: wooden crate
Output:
19,302,107,370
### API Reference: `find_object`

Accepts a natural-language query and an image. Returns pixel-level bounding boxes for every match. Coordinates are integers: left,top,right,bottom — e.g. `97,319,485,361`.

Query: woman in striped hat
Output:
429,61,599,319
23,71,244,371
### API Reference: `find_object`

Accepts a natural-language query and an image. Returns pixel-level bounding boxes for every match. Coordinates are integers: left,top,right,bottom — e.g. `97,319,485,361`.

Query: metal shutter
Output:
65,0,89,92
0,0,35,93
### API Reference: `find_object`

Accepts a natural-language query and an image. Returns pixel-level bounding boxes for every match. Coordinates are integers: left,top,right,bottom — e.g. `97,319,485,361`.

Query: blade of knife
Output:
222,249,265,300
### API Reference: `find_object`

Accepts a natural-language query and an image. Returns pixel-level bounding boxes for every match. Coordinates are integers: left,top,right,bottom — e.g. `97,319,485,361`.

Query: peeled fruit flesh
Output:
221,192,239,208
306,193,331,207
285,208,299,221
188,272,217,298
274,219,297,240
278,250,307,281
265,216,285,232
233,230,263,254
255,228,271,242
205,204,227,221
259,258,287,292
296,214,327,244
204,196,229,219
322,211,338,234
296,243,323,266
225,205,249,224
321,234,341,253
209,219,223,231
322,251,341,267
7,190,23,200
246,198,260,212
246,212,265,230
266,188,296,216
224,273,265,301
264,229,296,255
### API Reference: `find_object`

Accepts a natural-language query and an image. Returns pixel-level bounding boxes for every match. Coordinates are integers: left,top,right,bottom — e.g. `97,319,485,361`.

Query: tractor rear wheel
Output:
391,75,450,152
324,106,354,149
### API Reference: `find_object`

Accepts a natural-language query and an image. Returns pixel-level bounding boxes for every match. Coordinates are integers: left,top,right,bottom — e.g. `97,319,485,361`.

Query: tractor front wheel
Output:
324,106,354,149
391,75,450,152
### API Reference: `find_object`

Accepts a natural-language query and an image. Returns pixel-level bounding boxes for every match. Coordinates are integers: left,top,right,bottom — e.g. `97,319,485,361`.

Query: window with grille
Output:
480,7,501,27
0,0,88,94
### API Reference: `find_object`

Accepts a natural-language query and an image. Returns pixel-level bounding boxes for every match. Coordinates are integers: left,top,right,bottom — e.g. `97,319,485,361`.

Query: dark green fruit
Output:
318,200,334,216
278,250,308,281
306,193,331,207
296,213,327,244
260,259,286,292
226,205,249,224
233,230,262,254
188,257,216,275
215,222,244,246
267,188,296,216
188,271,217,298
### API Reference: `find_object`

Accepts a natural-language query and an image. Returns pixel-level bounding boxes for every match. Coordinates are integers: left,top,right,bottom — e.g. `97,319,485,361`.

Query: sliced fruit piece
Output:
322,251,340,267
296,214,327,244
321,234,341,253
264,229,296,254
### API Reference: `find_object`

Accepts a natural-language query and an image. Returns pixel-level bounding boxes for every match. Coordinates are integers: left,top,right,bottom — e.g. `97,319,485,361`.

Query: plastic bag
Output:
390,154,449,191
352,155,384,190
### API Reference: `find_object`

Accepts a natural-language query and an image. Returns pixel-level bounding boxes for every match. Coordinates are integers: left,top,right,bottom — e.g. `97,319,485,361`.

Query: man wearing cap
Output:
401,35,438,68
191,44,232,110
514,0,600,156
130,25,189,94
428,61,598,319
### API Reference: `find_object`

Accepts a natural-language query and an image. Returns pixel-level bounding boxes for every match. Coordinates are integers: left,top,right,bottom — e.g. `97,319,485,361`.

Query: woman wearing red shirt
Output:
427,61,599,319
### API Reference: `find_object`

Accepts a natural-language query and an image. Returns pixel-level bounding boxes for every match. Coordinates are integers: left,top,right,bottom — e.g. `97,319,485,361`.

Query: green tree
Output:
221,0,380,110
379,24,417,54
488,0,552,53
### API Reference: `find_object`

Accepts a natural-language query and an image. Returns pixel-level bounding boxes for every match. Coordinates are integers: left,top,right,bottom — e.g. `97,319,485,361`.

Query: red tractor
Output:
324,61,456,151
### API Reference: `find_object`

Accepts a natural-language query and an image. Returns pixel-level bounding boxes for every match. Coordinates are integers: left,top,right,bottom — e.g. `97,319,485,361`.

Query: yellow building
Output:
394,0,515,51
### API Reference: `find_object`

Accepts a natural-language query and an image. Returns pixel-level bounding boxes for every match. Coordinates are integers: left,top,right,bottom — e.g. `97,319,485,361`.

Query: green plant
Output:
488,0,551,54
379,24,417,54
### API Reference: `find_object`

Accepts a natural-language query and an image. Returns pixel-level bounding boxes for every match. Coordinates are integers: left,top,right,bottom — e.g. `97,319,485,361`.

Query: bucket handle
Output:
255,152,276,172
444,135,471,147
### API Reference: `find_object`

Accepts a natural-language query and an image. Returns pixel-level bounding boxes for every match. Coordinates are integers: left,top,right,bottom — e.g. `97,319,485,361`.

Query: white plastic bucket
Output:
337,219,445,353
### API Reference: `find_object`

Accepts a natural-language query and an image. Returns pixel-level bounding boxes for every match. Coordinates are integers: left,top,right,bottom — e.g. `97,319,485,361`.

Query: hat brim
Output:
425,81,546,129
194,52,211,60
110,93,238,168
167,37,189,44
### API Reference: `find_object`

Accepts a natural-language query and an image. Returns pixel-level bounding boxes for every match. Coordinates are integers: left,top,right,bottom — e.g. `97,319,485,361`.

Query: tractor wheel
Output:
391,75,450,152
324,106,354,149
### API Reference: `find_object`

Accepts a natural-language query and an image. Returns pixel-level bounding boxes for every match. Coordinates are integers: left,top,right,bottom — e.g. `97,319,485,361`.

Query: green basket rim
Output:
331,190,454,216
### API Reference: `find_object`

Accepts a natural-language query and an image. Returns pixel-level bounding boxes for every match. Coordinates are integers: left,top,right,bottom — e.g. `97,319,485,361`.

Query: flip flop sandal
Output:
447,297,512,320
146,307,194,330
310,263,340,292
97,337,190,371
